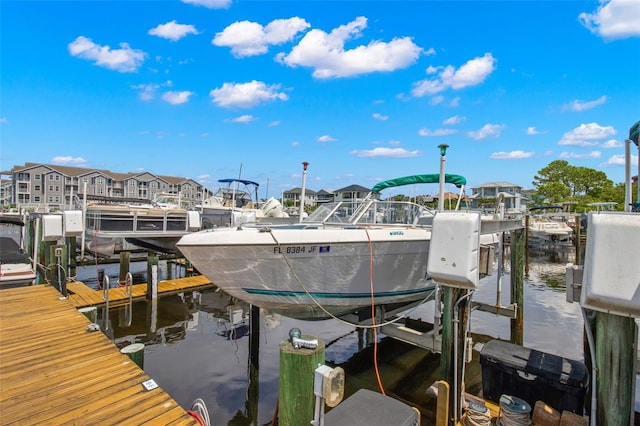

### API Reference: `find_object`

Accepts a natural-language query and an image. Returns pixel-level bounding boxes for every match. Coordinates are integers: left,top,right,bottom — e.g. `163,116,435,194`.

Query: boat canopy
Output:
371,174,467,193
218,178,259,187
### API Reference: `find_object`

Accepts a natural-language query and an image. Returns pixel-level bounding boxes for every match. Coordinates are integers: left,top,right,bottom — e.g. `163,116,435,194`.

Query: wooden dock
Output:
67,275,215,309
0,285,198,425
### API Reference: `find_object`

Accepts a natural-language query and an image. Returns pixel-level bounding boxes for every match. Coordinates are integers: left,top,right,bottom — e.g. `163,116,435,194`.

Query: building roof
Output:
335,184,370,193
470,181,522,190
283,187,318,195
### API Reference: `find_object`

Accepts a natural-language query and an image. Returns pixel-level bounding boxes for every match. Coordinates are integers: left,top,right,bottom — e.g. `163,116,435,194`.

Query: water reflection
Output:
85,246,637,423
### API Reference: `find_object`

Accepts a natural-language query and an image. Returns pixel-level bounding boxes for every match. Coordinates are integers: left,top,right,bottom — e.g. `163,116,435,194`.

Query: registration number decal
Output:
273,245,330,254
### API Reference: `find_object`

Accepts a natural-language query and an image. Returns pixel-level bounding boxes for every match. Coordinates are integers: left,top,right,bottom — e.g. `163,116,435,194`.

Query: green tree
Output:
532,160,614,206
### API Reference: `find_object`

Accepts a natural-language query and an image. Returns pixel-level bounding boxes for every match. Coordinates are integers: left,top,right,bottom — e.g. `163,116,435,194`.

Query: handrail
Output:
124,272,133,327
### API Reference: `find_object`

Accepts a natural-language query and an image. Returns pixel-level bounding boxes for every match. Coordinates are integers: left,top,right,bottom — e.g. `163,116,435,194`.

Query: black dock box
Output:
479,339,589,414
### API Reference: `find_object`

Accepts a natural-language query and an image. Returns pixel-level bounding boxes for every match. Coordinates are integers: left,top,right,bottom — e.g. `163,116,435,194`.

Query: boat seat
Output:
325,389,419,426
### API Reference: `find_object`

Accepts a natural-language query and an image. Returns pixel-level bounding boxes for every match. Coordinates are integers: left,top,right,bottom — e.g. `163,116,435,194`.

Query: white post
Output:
80,181,87,259
625,139,632,212
438,145,449,212
299,162,309,223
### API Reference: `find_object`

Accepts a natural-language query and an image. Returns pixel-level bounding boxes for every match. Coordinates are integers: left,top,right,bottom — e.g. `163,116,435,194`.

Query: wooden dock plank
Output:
67,274,214,308
0,285,197,425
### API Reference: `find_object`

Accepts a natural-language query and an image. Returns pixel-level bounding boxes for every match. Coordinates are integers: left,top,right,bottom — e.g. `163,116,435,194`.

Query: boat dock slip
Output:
67,275,215,308
0,285,198,425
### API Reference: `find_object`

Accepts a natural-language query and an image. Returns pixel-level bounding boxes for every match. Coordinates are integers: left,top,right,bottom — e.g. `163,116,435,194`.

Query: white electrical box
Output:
62,210,84,237
427,211,480,289
187,211,201,231
580,212,640,317
42,214,63,241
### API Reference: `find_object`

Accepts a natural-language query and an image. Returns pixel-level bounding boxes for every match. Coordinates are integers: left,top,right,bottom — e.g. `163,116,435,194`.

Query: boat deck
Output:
67,275,215,308
0,285,198,425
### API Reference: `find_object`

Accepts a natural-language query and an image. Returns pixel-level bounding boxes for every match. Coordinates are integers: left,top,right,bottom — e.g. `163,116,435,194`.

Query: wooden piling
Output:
574,215,582,265
120,343,145,370
279,334,325,426
146,255,158,301
439,287,468,425
595,313,636,425
78,306,97,323
510,227,525,345
119,251,130,286
524,215,530,275
66,237,76,281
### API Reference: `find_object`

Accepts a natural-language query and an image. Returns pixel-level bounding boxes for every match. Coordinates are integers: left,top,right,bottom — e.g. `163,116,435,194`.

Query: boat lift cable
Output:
266,228,437,330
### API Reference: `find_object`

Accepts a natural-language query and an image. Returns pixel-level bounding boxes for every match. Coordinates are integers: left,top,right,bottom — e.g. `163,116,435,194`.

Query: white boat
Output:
527,206,574,244
83,193,201,255
177,174,475,320
200,178,289,228
0,215,36,288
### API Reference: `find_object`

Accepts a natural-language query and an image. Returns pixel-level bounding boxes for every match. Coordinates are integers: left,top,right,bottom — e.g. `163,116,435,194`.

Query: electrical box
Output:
62,210,84,237
427,211,480,289
42,214,63,241
580,212,640,317
187,211,201,231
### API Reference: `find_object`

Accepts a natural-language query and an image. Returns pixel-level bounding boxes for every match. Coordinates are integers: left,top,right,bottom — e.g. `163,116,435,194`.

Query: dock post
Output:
524,215,529,275
509,227,525,345
574,215,582,265
439,287,468,425
121,343,145,370
66,237,76,282
594,313,635,425
146,254,158,301
247,305,260,424
279,332,325,426
119,251,130,286
78,306,98,323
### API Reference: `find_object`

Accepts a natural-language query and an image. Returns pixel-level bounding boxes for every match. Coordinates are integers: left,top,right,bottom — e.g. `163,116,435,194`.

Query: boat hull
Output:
177,227,434,320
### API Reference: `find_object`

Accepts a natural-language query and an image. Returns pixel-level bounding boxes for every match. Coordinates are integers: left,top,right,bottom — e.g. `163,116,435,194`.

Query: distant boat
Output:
0,215,36,288
83,193,201,255
177,173,494,320
527,206,573,244
199,178,289,229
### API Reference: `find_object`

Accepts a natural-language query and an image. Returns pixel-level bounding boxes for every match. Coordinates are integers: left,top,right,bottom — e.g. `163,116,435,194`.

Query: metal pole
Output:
299,162,309,223
624,139,632,212
438,144,449,212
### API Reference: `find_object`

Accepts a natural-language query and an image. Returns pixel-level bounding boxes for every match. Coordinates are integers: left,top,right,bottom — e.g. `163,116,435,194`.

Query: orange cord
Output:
363,227,385,396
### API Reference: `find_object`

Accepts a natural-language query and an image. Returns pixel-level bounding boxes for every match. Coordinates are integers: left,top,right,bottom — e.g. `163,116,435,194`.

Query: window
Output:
34,185,40,191
34,196,40,202
35,174,41,180
55,186,60,192
97,177,104,184
49,175,54,181
49,185,54,191
55,175,60,181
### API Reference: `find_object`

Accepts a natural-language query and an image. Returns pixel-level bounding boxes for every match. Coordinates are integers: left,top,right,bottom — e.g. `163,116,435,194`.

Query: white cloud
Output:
51,156,88,165
0,117,7,124
276,16,423,78
68,36,146,72
210,80,288,108
601,139,623,148
268,120,281,127
579,0,640,39
149,21,199,41
350,147,422,158
601,153,638,166
467,123,505,140
418,128,457,137
225,114,256,123
181,0,231,9
197,173,211,181
558,122,616,146
372,113,389,121
526,126,540,135
317,135,336,142
562,95,607,112
430,96,444,105
213,18,310,57
443,115,465,125
411,53,496,97
449,97,461,107
559,151,602,159
162,91,194,104
291,141,300,146
490,150,534,160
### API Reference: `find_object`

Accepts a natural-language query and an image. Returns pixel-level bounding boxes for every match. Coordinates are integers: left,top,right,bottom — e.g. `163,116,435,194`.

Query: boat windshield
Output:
304,200,434,225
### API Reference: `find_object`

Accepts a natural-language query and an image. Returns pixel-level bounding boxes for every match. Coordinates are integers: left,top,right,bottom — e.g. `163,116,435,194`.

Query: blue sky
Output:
2,0,639,199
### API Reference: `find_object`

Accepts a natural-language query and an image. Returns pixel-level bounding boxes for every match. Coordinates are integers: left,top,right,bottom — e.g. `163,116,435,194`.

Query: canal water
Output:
76,246,639,424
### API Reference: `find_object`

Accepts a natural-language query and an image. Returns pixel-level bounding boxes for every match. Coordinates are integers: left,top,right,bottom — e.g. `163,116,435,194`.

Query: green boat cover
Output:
371,174,467,193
